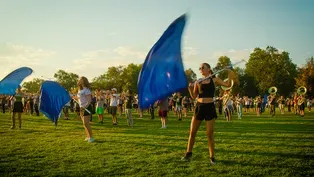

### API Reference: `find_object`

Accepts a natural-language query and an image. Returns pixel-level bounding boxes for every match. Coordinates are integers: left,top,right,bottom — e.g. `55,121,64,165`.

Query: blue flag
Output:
0,67,33,95
39,81,71,124
137,14,188,109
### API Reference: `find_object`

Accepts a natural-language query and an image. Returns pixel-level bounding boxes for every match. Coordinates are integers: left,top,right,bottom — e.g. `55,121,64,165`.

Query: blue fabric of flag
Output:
39,81,71,123
0,67,33,95
137,14,188,109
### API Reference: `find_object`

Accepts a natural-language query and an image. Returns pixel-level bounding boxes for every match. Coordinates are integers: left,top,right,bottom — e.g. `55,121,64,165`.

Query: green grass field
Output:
0,109,313,177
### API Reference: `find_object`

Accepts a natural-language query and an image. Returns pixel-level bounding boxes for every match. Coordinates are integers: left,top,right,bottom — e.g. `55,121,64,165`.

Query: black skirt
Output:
194,102,217,121
13,102,23,113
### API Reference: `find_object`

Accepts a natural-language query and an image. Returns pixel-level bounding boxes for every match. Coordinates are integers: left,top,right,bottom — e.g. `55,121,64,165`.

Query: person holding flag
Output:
182,63,236,164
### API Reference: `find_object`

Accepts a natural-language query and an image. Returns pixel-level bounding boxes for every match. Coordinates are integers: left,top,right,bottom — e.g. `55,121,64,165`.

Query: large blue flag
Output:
39,81,71,124
137,14,188,109
0,67,33,95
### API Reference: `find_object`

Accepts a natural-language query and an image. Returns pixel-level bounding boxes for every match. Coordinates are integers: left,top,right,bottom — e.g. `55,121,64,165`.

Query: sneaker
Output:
84,137,89,141
181,152,192,161
210,157,216,165
10,126,15,129
88,137,95,143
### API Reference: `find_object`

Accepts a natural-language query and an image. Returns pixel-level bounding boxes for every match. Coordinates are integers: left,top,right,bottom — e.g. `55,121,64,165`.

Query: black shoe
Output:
181,152,192,161
210,157,216,165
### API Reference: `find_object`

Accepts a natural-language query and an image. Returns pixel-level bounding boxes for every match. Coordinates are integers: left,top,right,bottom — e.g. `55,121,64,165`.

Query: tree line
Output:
22,46,314,97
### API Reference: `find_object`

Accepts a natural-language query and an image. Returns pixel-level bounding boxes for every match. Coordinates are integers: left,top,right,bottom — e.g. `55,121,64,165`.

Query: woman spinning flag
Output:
182,63,236,164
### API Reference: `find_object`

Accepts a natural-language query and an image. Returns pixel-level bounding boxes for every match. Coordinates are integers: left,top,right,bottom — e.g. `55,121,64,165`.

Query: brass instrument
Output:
268,86,277,96
297,86,307,96
221,78,234,91
297,86,307,105
222,90,231,106
297,95,305,105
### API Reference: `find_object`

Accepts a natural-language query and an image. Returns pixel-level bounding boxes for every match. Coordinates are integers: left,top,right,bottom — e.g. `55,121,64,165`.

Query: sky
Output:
0,0,313,82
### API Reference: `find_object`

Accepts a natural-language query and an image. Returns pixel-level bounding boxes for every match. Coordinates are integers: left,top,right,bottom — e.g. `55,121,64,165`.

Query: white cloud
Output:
183,46,198,59
0,43,56,82
212,49,253,61
113,46,146,58
71,45,201,81
67,46,147,80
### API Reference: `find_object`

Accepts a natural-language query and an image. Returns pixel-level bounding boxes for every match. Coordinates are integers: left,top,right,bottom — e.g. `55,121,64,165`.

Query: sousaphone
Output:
297,86,307,96
221,78,234,91
268,87,277,96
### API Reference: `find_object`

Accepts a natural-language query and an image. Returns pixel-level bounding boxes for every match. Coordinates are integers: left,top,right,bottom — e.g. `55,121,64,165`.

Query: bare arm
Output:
188,81,199,99
213,69,236,87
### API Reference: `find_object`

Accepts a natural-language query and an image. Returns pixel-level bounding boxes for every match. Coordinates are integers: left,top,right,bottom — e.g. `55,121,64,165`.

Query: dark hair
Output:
77,76,91,90
202,63,215,77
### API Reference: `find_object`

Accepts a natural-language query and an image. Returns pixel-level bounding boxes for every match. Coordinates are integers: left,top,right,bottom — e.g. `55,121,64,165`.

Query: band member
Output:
277,96,285,115
222,90,232,122
10,86,24,129
297,95,305,117
268,94,276,117
255,96,262,116
235,94,243,119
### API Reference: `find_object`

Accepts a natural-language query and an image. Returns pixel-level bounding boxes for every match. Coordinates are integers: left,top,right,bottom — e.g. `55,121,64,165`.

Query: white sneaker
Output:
88,137,95,143
84,137,89,141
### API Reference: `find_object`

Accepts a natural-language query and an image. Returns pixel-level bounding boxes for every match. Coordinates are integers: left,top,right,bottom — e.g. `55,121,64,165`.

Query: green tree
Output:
212,56,244,96
54,70,79,91
121,63,142,93
295,57,314,96
185,68,197,83
22,78,44,93
92,64,143,93
213,56,232,79
245,46,297,96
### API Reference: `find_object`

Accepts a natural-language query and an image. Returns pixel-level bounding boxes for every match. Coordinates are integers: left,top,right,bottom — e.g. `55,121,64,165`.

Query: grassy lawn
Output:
0,109,313,177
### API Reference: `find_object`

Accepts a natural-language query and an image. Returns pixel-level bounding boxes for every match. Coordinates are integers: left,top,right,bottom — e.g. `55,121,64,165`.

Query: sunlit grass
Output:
0,109,313,177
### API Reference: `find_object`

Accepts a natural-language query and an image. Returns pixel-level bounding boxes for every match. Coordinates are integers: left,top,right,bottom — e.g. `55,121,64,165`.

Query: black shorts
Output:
81,105,92,116
194,102,217,121
109,106,117,115
13,102,23,113
299,103,305,111
257,103,261,108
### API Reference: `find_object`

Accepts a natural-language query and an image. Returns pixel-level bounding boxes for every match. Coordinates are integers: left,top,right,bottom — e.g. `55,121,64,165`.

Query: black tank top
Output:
198,78,215,98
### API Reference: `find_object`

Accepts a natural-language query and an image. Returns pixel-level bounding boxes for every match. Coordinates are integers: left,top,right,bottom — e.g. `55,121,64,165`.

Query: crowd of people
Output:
0,85,312,129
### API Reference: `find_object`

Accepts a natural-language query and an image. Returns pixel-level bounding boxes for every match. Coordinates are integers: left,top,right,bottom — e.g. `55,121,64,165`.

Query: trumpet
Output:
268,86,277,96
297,86,307,96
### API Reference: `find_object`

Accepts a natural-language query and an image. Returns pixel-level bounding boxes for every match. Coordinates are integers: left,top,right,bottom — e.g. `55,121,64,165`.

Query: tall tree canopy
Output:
185,68,197,83
54,70,79,91
22,78,44,93
245,46,297,96
92,64,142,93
295,57,314,96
